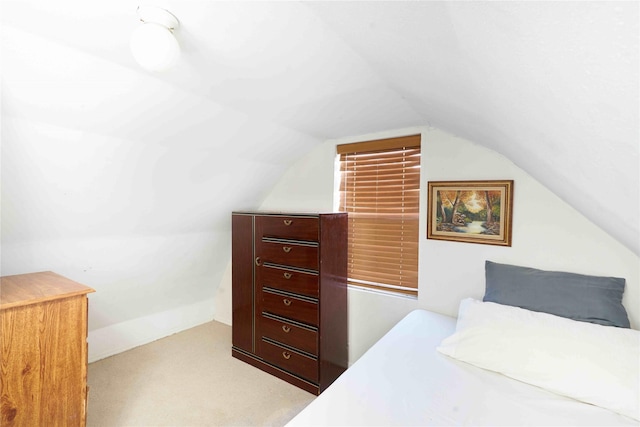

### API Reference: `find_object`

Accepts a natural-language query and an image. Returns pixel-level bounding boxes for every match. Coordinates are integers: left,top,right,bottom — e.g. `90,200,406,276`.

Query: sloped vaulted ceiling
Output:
1,1,638,254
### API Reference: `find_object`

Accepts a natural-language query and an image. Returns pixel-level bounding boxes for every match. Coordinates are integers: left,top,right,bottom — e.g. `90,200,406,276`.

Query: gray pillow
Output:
483,261,630,328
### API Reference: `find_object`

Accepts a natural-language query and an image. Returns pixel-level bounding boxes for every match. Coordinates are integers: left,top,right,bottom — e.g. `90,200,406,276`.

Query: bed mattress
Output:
287,309,637,426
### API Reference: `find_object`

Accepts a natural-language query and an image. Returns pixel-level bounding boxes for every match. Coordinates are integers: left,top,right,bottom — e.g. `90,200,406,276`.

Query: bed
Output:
287,261,639,426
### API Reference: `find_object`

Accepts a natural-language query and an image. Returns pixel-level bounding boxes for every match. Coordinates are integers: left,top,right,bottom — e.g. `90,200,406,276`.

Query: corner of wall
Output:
213,262,233,326
88,298,215,363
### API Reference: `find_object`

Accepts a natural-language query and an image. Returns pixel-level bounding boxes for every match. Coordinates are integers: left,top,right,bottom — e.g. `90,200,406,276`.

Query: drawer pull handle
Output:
282,351,291,360
282,325,291,333
282,246,292,253
283,298,292,306
283,220,292,226
283,272,292,279
255,257,261,266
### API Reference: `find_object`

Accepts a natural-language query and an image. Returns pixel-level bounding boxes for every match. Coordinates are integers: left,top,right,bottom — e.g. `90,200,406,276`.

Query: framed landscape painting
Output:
427,180,514,246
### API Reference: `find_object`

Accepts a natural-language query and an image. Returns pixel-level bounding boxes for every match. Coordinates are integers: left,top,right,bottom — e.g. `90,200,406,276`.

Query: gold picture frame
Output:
427,180,514,246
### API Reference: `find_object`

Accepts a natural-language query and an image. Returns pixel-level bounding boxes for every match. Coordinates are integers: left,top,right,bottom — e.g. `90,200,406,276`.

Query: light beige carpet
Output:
87,321,315,426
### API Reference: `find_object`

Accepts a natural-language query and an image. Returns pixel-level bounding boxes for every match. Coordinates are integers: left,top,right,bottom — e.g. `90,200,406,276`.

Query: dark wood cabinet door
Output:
231,214,254,353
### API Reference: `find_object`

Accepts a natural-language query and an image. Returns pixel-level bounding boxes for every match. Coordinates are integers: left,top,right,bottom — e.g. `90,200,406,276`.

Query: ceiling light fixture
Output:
130,6,180,72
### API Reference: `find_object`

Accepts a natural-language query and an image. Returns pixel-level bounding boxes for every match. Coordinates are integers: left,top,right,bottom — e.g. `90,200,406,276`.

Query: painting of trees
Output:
436,190,501,230
428,181,513,246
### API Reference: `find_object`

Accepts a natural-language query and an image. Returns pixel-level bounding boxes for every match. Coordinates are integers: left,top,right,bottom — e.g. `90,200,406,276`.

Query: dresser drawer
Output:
262,290,318,327
260,241,318,271
260,216,318,241
260,265,318,298
261,339,318,383
261,315,318,355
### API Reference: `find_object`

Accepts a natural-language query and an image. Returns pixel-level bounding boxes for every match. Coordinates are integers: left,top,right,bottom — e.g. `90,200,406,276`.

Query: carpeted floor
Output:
87,321,315,426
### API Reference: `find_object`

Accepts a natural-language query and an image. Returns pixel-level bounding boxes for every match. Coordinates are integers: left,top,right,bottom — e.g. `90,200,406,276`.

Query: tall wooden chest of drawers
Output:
0,271,95,426
231,212,347,394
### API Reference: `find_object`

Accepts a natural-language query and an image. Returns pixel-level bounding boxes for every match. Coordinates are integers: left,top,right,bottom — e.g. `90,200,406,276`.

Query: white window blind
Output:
337,135,421,296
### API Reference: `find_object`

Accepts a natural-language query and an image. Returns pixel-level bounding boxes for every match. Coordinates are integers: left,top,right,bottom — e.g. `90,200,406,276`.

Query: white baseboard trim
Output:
88,298,215,363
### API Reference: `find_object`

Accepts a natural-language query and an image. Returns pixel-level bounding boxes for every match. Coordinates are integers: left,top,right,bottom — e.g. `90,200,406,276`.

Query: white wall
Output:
1,231,223,362
1,24,320,362
0,117,227,361
217,126,640,364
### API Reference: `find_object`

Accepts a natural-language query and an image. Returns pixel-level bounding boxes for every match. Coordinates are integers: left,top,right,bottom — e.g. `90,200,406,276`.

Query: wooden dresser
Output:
0,271,95,426
232,212,347,394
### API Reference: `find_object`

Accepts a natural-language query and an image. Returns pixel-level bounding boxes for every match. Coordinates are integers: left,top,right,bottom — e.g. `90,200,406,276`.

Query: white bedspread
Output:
287,309,638,426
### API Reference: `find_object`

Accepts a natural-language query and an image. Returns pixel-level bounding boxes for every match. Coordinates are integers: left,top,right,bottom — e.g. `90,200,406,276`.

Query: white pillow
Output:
437,298,639,421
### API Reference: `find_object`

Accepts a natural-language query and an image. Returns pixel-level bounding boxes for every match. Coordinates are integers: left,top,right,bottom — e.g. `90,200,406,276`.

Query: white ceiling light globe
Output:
130,22,180,71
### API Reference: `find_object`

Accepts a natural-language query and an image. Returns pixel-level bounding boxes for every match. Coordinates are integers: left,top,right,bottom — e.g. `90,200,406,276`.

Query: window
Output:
337,135,421,297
